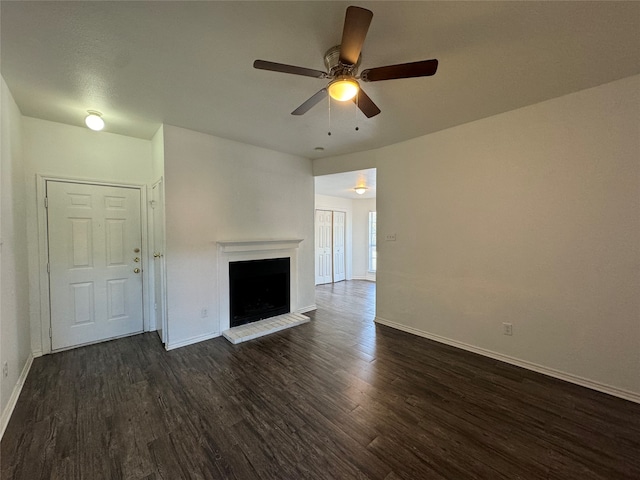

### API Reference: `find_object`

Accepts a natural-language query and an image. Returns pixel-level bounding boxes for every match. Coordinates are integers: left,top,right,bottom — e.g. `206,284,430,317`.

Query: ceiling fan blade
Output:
291,88,328,115
353,88,381,118
254,60,327,79
361,59,438,82
339,6,373,66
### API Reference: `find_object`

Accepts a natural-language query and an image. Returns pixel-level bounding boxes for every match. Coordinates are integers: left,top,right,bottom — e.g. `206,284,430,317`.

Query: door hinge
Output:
44,197,48,208
49,327,52,338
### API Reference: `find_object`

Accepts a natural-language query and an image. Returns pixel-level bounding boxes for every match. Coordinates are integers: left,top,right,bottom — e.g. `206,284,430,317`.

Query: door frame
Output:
36,174,151,355
150,177,168,345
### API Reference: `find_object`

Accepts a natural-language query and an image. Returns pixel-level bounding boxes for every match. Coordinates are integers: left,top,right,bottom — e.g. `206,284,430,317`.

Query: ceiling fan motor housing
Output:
324,45,361,77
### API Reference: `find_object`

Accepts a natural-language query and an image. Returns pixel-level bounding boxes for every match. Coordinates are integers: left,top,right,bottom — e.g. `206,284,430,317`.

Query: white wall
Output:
313,75,640,401
22,117,154,354
163,125,315,349
151,125,165,181
352,197,376,281
22,117,153,183
1,78,31,436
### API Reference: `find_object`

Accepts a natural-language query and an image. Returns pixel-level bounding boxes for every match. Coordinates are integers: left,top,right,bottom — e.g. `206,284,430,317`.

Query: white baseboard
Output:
0,353,34,440
350,276,376,282
165,332,220,351
297,304,317,314
374,316,640,404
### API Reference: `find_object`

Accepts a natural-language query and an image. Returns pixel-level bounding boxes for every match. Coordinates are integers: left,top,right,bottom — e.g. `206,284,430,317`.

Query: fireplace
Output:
229,258,290,327
216,239,303,333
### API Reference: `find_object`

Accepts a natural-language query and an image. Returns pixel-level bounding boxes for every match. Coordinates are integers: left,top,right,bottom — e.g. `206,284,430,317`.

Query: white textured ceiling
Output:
315,168,376,199
1,1,639,159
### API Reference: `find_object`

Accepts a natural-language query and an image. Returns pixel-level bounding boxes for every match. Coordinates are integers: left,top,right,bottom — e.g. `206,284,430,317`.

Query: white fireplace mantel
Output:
217,239,303,254
216,239,304,333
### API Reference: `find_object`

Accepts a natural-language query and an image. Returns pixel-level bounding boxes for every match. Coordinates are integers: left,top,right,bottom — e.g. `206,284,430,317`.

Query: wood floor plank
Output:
2,280,639,479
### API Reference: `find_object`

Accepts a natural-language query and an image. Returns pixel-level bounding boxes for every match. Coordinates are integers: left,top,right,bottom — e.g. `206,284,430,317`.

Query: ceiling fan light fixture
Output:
328,76,359,101
354,186,367,195
85,110,105,131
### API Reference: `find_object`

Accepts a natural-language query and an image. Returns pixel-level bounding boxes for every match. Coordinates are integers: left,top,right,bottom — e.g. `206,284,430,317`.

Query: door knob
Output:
133,268,140,274
153,252,162,258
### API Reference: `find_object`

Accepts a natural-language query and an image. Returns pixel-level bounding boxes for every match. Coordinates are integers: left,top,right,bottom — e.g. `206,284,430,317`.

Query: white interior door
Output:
47,181,144,350
151,180,167,344
333,210,346,282
315,209,333,285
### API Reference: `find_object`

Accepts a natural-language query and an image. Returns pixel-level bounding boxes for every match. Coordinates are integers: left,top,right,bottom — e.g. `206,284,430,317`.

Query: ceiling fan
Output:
253,5,438,118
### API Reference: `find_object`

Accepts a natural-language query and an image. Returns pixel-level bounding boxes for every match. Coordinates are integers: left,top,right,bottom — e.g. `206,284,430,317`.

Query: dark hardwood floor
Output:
2,280,639,479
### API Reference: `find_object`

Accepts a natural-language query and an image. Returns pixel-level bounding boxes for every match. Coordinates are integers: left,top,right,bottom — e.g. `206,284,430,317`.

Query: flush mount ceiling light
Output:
354,186,367,195
328,76,359,102
85,110,105,131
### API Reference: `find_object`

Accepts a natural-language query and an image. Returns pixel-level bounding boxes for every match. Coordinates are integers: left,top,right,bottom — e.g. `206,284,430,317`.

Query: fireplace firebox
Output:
229,257,290,328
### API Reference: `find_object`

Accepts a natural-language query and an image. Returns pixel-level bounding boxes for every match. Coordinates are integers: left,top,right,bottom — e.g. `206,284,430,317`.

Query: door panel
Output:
315,209,333,285
47,181,144,350
70,218,92,266
70,282,93,325
333,211,346,282
107,279,127,318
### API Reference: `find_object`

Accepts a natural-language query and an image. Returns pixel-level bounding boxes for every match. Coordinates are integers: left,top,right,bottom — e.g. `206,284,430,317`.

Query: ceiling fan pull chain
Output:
355,92,360,131
327,96,332,136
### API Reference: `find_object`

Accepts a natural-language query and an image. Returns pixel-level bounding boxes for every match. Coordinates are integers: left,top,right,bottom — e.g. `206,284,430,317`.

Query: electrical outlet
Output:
2,362,8,378
385,233,397,241
502,323,513,336
201,308,208,318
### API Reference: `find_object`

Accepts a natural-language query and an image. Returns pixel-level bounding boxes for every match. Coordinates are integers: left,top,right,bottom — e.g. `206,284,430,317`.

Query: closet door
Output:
332,211,346,282
315,210,333,285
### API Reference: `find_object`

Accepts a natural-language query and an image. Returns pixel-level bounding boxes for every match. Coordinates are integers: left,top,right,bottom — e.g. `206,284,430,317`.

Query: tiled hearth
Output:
222,312,310,344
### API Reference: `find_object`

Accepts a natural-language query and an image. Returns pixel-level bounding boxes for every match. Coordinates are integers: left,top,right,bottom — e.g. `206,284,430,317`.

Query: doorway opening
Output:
314,168,377,285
